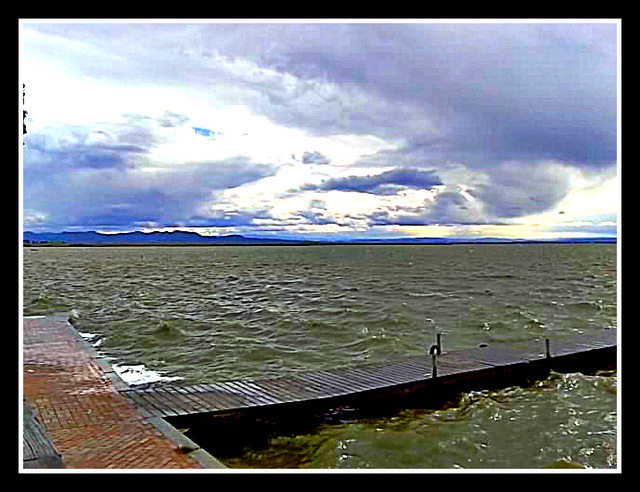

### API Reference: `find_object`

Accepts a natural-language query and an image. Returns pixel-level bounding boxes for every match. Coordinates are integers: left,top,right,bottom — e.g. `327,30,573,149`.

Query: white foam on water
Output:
78,331,99,339
78,331,105,347
112,363,184,386
75,332,183,386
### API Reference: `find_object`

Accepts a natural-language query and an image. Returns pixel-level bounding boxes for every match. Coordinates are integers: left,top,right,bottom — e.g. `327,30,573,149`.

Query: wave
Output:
406,291,454,298
153,319,187,338
23,244,617,384
23,292,71,316
112,363,184,386
567,300,604,312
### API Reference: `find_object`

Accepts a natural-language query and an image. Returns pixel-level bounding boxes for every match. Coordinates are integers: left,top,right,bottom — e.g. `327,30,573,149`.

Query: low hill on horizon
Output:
23,230,616,246
22,230,307,245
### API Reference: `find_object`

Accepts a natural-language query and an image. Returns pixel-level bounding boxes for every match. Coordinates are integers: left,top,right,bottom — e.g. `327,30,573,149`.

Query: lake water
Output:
22,244,618,469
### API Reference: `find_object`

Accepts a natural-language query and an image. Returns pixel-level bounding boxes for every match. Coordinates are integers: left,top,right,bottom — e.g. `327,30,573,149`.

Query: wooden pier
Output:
22,314,225,469
23,313,616,469
122,328,617,421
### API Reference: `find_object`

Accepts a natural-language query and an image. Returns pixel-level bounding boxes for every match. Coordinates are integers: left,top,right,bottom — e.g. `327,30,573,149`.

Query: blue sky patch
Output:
192,127,221,139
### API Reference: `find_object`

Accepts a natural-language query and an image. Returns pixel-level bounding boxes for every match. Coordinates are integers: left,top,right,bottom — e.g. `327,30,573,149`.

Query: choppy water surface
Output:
22,244,617,469
220,370,617,470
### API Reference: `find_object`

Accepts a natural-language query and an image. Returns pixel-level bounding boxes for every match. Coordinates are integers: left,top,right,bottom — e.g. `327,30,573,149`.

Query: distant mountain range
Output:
23,230,617,246
23,230,304,245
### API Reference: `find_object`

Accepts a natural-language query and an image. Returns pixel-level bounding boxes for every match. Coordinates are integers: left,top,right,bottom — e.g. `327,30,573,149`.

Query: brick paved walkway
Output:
22,315,214,469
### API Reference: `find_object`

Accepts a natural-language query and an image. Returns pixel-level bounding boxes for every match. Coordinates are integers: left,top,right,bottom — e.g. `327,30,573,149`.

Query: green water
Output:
22,244,618,468
216,370,617,469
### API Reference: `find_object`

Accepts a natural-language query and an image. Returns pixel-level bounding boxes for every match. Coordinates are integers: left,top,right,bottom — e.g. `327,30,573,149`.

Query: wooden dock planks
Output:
23,401,64,468
122,328,617,419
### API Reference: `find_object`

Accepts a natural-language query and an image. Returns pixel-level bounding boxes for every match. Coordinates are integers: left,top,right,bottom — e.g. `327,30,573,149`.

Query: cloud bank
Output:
302,168,442,195
22,21,618,238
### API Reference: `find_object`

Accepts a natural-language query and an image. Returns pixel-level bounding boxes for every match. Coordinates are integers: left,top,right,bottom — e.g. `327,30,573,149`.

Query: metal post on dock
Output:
425,321,442,379
545,338,551,359
429,343,440,379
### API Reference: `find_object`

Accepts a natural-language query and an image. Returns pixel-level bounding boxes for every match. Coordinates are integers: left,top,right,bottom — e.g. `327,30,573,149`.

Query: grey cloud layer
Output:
301,151,331,165
476,161,573,219
23,117,276,230
23,22,617,234
302,168,442,195
194,23,616,168
28,23,616,167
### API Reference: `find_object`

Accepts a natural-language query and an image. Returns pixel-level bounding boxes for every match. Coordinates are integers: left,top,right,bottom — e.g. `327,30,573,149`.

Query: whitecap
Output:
78,331,98,340
113,363,183,386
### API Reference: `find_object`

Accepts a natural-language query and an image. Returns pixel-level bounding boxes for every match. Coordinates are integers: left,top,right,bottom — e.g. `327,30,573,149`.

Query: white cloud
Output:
23,209,48,227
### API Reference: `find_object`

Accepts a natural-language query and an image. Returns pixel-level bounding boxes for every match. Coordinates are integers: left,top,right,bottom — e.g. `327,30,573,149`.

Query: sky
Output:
20,20,619,240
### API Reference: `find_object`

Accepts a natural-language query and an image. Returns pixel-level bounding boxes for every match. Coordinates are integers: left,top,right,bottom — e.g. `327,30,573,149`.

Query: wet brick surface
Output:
23,317,202,469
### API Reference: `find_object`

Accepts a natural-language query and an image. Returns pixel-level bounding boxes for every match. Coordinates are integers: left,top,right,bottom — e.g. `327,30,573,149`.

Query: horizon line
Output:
23,229,617,244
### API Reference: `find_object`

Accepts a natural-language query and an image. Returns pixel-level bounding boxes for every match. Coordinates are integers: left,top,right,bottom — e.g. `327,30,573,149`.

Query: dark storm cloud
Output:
302,168,442,195
23,121,277,231
24,125,149,175
206,22,616,169
24,158,276,231
27,23,616,170
362,161,576,227
79,152,125,169
475,161,573,219
27,23,617,169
